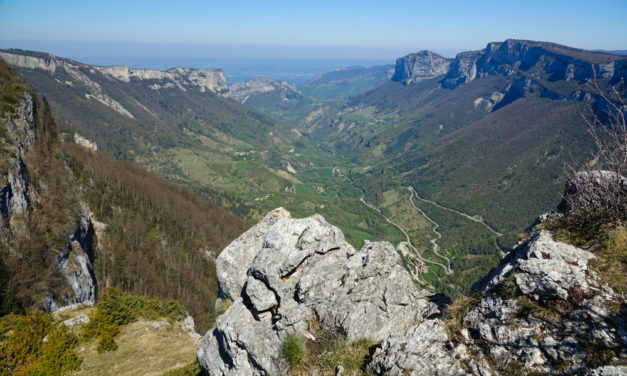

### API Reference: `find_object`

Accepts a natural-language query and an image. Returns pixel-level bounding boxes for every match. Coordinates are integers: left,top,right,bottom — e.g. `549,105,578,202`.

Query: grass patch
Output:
515,299,535,319
161,361,202,376
82,288,187,352
283,334,308,368
592,226,627,293
283,319,379,375
442,294,481,338
215,298,233,316
75,319,198,376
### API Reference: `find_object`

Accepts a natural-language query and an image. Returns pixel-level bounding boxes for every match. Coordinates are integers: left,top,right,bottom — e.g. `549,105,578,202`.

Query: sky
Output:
0,0,626,65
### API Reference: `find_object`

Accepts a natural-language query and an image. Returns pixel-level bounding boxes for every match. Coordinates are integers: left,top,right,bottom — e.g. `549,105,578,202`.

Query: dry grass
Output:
443,294,481,337
71,319,197,376
284,319,379,376
592,226,627,293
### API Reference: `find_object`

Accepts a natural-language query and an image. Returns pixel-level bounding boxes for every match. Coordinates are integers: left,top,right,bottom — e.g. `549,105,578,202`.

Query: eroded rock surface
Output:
365,229,625,375
198,209,437,375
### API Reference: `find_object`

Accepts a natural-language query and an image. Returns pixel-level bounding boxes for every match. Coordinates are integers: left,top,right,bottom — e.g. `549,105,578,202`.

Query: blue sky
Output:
0,0,626,61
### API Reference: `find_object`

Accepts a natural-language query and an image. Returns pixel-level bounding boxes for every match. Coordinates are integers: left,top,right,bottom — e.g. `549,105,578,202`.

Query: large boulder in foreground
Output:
198,208,437,375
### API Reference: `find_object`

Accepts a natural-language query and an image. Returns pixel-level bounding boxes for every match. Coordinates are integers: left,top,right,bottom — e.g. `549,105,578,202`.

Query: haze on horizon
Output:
1,0,626,67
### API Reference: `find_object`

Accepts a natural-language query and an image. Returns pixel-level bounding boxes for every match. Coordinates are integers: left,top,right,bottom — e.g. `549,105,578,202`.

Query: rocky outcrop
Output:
369,229,626,375
73,133,98,152
441,51,482,89
229,78,301,104
55,205,97,308
201,192,626,375
198,208,437,375
368,319,468,376
463,230,625,374
391,50,451,84
215,207,291,300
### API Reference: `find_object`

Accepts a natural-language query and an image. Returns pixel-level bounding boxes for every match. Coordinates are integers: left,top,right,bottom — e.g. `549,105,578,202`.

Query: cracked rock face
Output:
461,230,627,374
479,230,597,300
1,94,97,312
198,208,437,376
367,319,466,376
364,228,625,375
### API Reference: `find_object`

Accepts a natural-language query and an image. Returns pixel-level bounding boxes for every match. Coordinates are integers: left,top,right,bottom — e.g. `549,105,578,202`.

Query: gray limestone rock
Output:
55,204,97,307
462,228,626,374
198,209,437,375
229,78,301,103
182,316,201,338
587,366,627,376
478,231,596,301
391,51,451,84
216,207,291,300
367,319,466,376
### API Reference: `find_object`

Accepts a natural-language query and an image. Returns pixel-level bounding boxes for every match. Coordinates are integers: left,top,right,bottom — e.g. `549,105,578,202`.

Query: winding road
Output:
348,179,453,286
407,186,502,237
405,187,453,274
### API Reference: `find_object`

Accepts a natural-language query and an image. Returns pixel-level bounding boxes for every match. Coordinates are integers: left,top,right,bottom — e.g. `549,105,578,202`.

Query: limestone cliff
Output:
391,50,451,84
441,39,627,89
229,78,301,104
96,65,228,94
389,40,626,90
0,50,229,101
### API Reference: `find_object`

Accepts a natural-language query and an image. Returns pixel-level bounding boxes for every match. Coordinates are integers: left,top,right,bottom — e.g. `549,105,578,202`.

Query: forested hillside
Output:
0,57,248,332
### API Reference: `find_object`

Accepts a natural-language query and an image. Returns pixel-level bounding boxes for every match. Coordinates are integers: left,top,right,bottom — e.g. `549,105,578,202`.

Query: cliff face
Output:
95,65,228,94
199,180,626,375
0,93,96,311
0,50,229,96
441,39,627,89
229,78,301,103
391,50,451,84
391,40,627,90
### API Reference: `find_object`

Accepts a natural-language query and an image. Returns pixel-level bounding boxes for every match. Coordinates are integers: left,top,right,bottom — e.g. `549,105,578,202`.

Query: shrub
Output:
0,310,81,375
282,334,308,368
83,288,186,352
96,329,118,353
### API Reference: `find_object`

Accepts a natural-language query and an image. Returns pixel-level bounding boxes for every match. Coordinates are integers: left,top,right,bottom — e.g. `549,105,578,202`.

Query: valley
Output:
2,40,625,298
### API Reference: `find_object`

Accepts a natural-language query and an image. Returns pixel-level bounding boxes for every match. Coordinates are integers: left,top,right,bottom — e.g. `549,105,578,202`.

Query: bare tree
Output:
584,72,626,175
562,70,626,230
